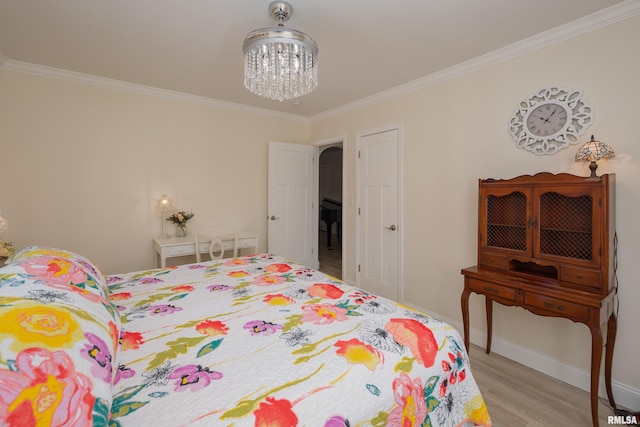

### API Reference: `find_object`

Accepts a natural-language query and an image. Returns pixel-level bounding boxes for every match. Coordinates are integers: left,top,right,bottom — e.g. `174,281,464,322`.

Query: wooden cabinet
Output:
461,172,617,427
478,172,614,291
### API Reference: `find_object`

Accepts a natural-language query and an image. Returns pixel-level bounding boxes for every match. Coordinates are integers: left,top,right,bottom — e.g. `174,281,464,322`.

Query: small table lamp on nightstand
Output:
157,194,176,238
575,135,615,179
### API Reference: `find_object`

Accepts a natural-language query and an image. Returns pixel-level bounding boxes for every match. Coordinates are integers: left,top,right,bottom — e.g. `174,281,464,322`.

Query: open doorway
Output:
318,144,343,279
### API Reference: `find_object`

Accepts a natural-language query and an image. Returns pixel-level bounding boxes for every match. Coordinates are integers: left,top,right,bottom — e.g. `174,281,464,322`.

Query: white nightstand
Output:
153,231,259,268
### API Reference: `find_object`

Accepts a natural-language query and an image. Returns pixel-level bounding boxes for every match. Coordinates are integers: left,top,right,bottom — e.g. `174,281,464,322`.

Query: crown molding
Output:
0,60,307,123
1,0,638,123
310,0,640,122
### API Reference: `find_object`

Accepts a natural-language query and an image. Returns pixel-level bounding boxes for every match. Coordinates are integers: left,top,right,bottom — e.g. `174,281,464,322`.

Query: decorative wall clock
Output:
508,87,594,155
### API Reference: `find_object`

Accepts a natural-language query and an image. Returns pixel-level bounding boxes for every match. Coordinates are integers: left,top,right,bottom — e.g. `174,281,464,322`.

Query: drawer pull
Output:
543,301,565,311
483,286,500,294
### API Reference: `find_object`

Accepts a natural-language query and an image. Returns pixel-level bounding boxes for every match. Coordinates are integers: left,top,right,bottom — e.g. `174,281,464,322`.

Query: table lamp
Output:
575,135,615,179
157,194,175,238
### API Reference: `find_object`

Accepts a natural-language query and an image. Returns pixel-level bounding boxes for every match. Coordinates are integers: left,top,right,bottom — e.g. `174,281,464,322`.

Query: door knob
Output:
385,225,397,231
269,215,280,220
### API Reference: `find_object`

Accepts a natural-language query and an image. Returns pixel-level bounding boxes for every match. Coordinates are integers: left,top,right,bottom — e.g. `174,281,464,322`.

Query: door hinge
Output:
358,150,361,158
358,207,360,215
358,264,361,272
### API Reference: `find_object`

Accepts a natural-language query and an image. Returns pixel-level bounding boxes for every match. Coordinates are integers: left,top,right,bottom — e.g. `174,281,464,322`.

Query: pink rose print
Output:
388,373,427,426
22,257,87,285
224,258,250,267
0,347,95,426
252,275,285,286
301,303,348,325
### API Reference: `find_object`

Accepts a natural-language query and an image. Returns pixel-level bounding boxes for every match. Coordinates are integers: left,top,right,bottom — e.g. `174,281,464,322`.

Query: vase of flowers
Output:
0,241,14,265
0,211,13,265
167,211,194,237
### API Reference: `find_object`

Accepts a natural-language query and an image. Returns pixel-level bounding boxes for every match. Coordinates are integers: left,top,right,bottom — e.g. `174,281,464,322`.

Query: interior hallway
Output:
317,231,342,280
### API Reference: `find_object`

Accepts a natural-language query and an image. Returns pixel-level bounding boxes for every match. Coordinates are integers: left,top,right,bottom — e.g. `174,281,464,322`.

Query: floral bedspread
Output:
107,254,492,427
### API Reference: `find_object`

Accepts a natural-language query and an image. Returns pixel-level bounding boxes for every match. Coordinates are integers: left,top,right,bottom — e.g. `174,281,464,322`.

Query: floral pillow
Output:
10,246,108,298
0,247,119,426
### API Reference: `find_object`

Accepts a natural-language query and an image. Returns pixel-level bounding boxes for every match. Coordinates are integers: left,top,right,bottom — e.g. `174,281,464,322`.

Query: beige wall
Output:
0,70,308,273
310,15,640,407
1,13,638,409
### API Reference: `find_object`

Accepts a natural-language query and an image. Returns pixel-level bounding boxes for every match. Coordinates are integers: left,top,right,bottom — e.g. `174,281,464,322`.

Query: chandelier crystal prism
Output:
242,1,318,102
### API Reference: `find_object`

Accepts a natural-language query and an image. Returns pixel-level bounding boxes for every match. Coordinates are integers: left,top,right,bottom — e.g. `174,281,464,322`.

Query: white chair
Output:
195,234,226,262
232,232,239,257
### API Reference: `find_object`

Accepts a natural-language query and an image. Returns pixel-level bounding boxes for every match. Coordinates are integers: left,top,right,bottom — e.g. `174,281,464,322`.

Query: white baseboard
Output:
402,302,640,413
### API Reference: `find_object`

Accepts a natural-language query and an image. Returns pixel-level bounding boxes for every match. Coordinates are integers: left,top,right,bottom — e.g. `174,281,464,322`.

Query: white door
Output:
267,141,316,267
357,129,400,300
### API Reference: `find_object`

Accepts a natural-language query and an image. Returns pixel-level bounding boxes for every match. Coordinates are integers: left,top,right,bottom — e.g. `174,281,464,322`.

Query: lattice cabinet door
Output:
533,185,602,268
478,185,533,267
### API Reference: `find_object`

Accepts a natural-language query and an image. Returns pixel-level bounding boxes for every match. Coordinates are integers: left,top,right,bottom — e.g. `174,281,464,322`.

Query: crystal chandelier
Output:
242,1,318,102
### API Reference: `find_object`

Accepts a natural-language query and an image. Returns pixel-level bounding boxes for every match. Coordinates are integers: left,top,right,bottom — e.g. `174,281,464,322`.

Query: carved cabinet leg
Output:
605,313,618,407
589,322,604,427
485,297,493,354
461,287,471,351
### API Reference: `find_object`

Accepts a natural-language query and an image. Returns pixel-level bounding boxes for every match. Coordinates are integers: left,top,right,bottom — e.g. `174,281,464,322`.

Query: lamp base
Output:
585,161,600,181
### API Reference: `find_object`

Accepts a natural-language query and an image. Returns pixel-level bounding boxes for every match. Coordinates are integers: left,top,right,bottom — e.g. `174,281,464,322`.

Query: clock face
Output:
525,102,567,137
508,87,594,155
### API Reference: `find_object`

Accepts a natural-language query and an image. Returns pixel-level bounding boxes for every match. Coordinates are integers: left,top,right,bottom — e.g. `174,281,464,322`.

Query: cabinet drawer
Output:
524,293,589,321
195,242,231,252
479,252,508,270
467,278,517,302
237,239,255,248
168,245,195,256
560,266,601,289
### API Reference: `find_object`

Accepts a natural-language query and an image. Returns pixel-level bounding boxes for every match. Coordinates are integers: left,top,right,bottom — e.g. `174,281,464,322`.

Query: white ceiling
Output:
0,0,637,118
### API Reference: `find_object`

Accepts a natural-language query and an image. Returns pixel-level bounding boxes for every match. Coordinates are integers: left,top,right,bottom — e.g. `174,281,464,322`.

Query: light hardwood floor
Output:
468,343,619,426
318,231,342,279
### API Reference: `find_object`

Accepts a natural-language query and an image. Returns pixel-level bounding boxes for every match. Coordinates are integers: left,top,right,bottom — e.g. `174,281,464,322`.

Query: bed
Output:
0,246,492,426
